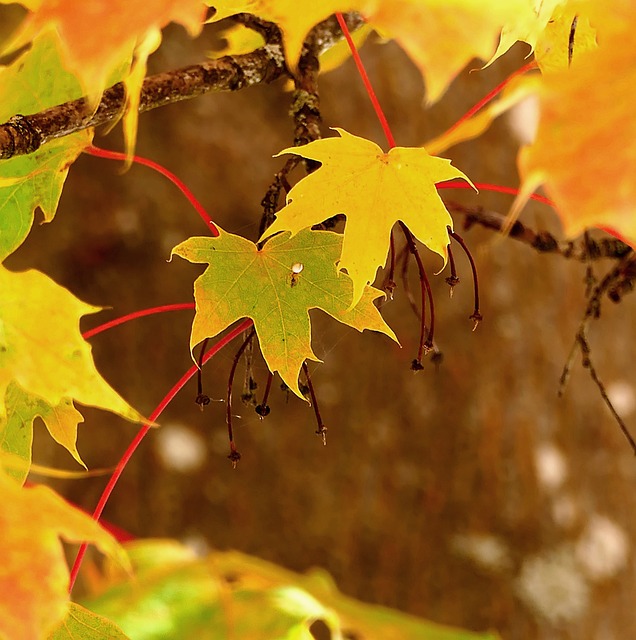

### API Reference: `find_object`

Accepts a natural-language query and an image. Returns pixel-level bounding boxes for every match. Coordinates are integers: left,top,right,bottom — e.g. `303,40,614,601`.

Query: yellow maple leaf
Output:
533,3,597,73
513,0,636,246
0,266,145,467
0,469,127,639
260,128,473,307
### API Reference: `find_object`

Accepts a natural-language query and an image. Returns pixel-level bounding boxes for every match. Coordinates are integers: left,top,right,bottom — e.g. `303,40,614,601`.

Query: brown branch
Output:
0,12,365,161
448,201,632,261
0,48,288,160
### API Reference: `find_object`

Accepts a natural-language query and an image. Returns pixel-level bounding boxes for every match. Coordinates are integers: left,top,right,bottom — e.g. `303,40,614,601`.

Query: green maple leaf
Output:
0,31,93,261
261,128,473,307
171,228,398,398
0,265,145,472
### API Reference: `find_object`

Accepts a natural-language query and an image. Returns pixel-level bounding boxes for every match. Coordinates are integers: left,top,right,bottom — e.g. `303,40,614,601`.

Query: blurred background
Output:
6,19,636,640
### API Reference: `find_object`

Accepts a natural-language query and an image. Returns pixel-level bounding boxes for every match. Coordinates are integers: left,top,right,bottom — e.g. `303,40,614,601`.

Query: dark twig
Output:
448,227,482,329
302,362,327,444
448,201,633,262
559,255,636,453
445,243,459,297
240,336,258,406
259,156,299,239
399,222,434,368
195,338,211,409
576,330,636,454
560,255,636,394
226,329,256,467
255,372,273,417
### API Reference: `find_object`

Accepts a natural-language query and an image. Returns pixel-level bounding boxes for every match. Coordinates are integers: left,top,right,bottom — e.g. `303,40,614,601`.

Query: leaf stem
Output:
196,338,211,409
335,12,396,149
68,318,253,592
439,179,554,207
82,303,195,339
446,243,459,296
256,373,273,417
441,60,537,139
449,228,482,329
302,362,327,444
225,329,256,467
84,145,219,236
399,223,434,367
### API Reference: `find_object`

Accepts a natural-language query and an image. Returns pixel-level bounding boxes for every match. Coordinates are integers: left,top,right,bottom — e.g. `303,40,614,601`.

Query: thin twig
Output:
399,222,434,367
448,201,632,262
255,372,273,417
302,362,327,444
226,329,256,467
195,338,211,409
448,227,482,329
577,330,636,455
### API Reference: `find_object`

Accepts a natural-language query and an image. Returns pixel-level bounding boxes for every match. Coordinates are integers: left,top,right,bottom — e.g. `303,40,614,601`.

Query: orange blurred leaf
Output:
515,0,636,245
0,471,126,639
208,0,540,101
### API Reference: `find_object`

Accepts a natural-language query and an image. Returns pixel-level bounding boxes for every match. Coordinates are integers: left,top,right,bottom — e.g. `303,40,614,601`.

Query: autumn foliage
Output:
0,0,632,638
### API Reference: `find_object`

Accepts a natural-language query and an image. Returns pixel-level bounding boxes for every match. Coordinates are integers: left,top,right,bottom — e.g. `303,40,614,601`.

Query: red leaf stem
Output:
439,179,554,206
84,145,219,236
335,12,396,149
68,318,254,592
82,303,195,340
442,60,538,139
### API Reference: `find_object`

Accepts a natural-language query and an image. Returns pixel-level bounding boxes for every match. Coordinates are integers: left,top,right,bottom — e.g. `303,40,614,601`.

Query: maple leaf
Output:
48,603,131,640
3,0,205,158
0,469,128,639
4,0,205,101
0,265,145,468
533,3,597,74
208,0,532,101
260,128,472,307
486,0,563,66
513,0,636,246
0,32,93,261
1,383,88,484
171,227,397,398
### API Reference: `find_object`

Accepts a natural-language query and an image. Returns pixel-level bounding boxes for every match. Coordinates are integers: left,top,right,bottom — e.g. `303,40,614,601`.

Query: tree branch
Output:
0,12,365,161
447,201,633,262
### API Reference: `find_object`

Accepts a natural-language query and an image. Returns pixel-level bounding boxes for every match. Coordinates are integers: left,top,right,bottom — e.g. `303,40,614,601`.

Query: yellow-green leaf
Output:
0,265,145,469
171,227,397,399
261,128,472,307
48,603,131,640
0,31,93,261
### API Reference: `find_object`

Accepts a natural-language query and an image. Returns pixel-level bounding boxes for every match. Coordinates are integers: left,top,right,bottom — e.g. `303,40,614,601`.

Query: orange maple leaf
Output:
514,0,636,246
6,0,205,100
209,0,540,101
261,128,472,307
0,470,126,639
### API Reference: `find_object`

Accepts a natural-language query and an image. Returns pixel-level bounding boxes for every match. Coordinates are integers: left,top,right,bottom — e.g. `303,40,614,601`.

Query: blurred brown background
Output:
7,21,636,640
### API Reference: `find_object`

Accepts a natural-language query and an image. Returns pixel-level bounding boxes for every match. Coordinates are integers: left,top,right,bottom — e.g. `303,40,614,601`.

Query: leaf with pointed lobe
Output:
261,128,472,307
172,227,397,399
